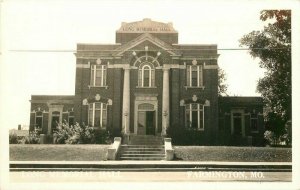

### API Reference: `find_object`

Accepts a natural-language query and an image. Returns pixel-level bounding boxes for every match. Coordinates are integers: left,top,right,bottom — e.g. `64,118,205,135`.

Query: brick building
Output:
29,19,265,145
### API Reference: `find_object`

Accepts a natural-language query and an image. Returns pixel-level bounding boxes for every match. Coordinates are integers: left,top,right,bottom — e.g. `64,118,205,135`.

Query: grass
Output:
10,144,109,161
10,145,292,162
174,146,292,162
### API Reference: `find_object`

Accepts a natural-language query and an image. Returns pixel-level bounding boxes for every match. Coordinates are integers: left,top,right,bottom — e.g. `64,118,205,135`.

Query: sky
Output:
0,0,298,130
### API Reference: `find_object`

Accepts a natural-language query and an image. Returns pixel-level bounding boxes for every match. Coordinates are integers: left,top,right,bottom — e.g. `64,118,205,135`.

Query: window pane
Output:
103,69,106,85
192,70,197,86
233,113,242,117
187,67,190,86
191,104,198,110
186,111,190,128
94,110,100,127
91,68,95,85
151,69,155,87
138,70,142,86
200,110,204,129
102,110,107,127
36,111,42,116
95,69,102,86
88,110,93,124
95,103,101,109
199,66,203,86
144,70,150,87
192,111,198,128
35,117,43,129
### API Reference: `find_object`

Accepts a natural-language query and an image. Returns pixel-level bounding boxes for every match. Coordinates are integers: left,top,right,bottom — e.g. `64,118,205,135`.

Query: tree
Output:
218,68,228,96
240,10,291,143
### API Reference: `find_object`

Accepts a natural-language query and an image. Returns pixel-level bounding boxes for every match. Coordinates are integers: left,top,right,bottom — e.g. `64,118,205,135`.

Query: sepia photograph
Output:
0,0,299,190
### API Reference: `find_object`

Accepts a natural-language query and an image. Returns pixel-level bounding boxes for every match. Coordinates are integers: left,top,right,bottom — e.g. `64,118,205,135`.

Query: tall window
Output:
138,63,155,87
185,104,204,130
187,65,203,87
250,113,258,132
90,65,106,86
88,102,107,128
35,111,43,130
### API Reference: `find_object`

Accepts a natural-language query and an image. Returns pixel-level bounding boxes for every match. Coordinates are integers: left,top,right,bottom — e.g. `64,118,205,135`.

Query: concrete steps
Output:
119,135,165,160
119,145,165,160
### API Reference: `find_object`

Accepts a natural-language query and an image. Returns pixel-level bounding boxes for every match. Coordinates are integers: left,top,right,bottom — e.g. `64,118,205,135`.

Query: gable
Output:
113,33,179,56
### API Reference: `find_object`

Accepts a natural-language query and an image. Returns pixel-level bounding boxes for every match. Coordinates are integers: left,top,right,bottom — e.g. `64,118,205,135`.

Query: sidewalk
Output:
10,160,292,172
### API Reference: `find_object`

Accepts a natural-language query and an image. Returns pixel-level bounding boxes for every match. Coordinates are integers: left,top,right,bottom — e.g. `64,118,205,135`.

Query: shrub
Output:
54,122,112,144
9,131,40,144
25,130,40,144
9,133,18,144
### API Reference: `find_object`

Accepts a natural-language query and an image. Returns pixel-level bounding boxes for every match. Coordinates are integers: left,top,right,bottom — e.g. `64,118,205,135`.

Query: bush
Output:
9,133,18,144
25,130,40,144
10,131,40,144
54,122,112,144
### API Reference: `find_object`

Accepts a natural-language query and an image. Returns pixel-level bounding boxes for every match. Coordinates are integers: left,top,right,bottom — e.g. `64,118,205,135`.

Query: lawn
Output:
174,146,292,162
10,144,109,161
10,145,291,162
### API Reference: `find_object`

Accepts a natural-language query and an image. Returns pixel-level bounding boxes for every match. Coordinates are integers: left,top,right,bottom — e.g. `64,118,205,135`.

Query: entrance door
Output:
233,113,242,135
51,111,60,133
137,111,155,135
146,111,155,135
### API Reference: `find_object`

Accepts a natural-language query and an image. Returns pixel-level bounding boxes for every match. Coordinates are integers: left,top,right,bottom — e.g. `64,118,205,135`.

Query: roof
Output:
116,18,177,33
31,95,75,100
219,96,264,105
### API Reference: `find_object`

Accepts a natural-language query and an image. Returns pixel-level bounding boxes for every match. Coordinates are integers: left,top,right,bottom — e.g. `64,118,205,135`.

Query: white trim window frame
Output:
187,65,203,87
138,63,155,87
185,103,204,130
90,65,107,87
88,102,107,128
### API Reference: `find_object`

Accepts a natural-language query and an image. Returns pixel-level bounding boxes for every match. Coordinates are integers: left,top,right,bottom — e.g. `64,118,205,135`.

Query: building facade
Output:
29,19,265,145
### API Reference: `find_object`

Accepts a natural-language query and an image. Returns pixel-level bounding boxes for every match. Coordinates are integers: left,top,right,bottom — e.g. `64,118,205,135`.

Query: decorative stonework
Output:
192,59,197,65
192,95,198,102
117,18,177,33
96,58,101,65
95,94,101,101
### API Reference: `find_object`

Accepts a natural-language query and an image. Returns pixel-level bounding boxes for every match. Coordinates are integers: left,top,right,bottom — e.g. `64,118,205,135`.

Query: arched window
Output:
138,63,155,87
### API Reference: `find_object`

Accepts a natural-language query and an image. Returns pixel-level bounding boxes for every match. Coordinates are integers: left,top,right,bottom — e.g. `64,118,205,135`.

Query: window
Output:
138,63,155,87
90,65,106,86
187,65,203,87
250,113,258,132
88,102,107,128
35,111,43,130
68,111,75,126
185,103,204,130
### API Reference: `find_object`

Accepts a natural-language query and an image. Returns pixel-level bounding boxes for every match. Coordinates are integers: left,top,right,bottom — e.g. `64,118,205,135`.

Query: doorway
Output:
233,113,242,135
51,111,60,133
138,111,155,135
